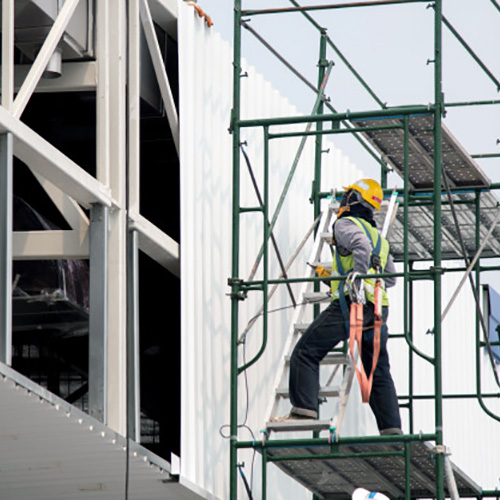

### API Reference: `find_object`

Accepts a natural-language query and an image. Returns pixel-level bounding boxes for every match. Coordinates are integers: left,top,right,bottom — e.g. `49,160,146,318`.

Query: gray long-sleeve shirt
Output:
334,217,397,289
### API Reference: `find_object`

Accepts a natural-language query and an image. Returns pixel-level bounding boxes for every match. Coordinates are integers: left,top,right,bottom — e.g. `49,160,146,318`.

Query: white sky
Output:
195,0,500,184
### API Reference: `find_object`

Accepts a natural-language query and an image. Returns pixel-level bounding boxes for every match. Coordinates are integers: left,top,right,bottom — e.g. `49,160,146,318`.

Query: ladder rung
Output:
294,323,309,333
284,353,348,365
320,232,333,244
276,387,340,398
302,292,330,303
318,262,332,271
266,419,332,433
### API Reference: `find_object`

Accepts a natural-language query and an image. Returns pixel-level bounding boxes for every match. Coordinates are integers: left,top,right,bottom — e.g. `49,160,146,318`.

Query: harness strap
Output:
349,301,382,403
339,217,384,403
335,249,351,332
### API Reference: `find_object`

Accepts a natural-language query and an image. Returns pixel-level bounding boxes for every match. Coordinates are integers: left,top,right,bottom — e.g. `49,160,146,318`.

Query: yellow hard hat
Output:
344,178,383,211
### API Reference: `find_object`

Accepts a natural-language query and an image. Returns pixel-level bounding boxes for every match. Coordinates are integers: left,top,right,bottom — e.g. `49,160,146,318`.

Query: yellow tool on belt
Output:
315,264,332,278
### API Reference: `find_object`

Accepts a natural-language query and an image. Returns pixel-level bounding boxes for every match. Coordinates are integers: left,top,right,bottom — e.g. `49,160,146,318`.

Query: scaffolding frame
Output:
229,1,500,499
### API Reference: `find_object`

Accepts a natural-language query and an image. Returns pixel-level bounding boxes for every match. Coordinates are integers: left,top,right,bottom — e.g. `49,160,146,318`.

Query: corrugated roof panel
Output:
0,362,203,500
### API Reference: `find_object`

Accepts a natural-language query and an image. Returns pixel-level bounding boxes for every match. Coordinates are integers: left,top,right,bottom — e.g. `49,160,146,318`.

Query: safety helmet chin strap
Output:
337,190,363,217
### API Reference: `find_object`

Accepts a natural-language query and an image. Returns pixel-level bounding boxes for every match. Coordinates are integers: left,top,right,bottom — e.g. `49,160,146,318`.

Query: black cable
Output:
237,463,255,500
219,342,257,498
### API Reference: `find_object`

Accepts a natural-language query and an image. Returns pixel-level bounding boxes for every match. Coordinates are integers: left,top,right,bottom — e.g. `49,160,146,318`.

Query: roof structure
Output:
0,361,202,500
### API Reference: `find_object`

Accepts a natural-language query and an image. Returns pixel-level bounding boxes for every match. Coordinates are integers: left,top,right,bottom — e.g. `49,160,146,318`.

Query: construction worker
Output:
287,178,402,435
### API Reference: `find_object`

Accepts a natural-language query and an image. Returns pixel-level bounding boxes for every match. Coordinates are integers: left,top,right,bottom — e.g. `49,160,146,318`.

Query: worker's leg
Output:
289,300,347,418
361,305,402,433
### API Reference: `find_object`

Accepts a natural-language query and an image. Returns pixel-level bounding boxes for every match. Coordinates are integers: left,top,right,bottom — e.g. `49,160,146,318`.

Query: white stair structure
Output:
264,201,356,438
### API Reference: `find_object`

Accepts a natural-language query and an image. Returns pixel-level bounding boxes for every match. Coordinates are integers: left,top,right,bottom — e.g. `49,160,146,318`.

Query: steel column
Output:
89,204,109,423
127,0,141,442
0,134,13,365
128,0,141,214
96,0,128,434
127,230,141,441
1,0,14,111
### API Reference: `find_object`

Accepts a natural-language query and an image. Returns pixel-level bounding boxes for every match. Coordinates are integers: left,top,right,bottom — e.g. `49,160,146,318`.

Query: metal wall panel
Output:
178,4,367,499
388,263,500,489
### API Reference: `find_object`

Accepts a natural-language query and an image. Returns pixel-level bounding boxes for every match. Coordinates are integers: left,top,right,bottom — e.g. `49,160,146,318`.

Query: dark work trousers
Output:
289,299,402,432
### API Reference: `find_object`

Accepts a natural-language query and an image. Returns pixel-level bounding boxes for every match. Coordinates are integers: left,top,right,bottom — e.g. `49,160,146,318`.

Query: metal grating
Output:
266,441,481,500
351,114,490,191
13,294,88,335
347,114,500,261
373,191,500,262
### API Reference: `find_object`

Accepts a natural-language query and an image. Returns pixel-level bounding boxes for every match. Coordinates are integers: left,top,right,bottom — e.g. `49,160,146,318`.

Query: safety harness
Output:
334,219,384,403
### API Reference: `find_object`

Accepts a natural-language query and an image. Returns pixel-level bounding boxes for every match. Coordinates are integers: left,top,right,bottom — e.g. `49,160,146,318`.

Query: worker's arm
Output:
334,218,372,275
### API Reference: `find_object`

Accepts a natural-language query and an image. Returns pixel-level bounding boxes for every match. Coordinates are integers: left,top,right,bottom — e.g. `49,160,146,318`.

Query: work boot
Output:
380,427,403,435
271,407,317,422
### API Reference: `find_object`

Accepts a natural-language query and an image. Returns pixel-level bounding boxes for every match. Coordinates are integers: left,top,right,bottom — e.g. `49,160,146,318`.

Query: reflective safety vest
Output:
330,216,390,306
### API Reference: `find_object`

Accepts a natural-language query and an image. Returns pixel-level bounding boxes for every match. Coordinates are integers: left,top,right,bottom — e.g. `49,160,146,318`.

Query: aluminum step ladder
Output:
264,200,356,438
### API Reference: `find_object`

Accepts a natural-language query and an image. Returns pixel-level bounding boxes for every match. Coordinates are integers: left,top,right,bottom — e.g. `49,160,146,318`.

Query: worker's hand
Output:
346,271,365,304
370,253,381,270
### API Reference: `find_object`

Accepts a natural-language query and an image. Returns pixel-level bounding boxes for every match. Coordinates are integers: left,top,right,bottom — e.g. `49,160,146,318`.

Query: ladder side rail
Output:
263,202,336,424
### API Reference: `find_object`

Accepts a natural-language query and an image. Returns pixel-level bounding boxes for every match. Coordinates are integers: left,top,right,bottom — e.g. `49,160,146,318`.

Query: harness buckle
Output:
346,272,366,304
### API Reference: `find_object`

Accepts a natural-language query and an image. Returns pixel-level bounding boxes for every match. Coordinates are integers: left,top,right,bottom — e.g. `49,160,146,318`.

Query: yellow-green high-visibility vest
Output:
330,216,390,306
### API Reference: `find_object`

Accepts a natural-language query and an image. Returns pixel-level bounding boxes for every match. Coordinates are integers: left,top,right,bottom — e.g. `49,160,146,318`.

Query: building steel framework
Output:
230,1,500,499
0,0,179,438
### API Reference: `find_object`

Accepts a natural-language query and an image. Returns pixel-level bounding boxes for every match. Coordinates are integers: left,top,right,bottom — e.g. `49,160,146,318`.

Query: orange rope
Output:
186,2,214,27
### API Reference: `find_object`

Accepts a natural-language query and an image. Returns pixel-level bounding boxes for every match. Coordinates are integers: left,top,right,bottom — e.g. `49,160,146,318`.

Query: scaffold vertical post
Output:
313,30,328,328
433,1,445,499
230,0,243,498
313,29,328,225
263,126,270,353
262,445,268,500
403,116,414,432
408,262,415,433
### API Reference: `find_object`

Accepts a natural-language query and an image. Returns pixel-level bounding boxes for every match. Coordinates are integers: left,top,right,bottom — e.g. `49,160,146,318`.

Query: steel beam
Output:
10,62,98,94
129,212,180,277
12,230,89,260
12,0,82,119
0,106,112,207
0,134,12,365
140,0,180,153
31,172,90,232
89,204,109,424
148,0,178,39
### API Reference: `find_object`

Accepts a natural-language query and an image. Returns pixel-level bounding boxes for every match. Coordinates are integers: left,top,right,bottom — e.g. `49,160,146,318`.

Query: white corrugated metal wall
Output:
178,2,500,498
389,262,500,489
